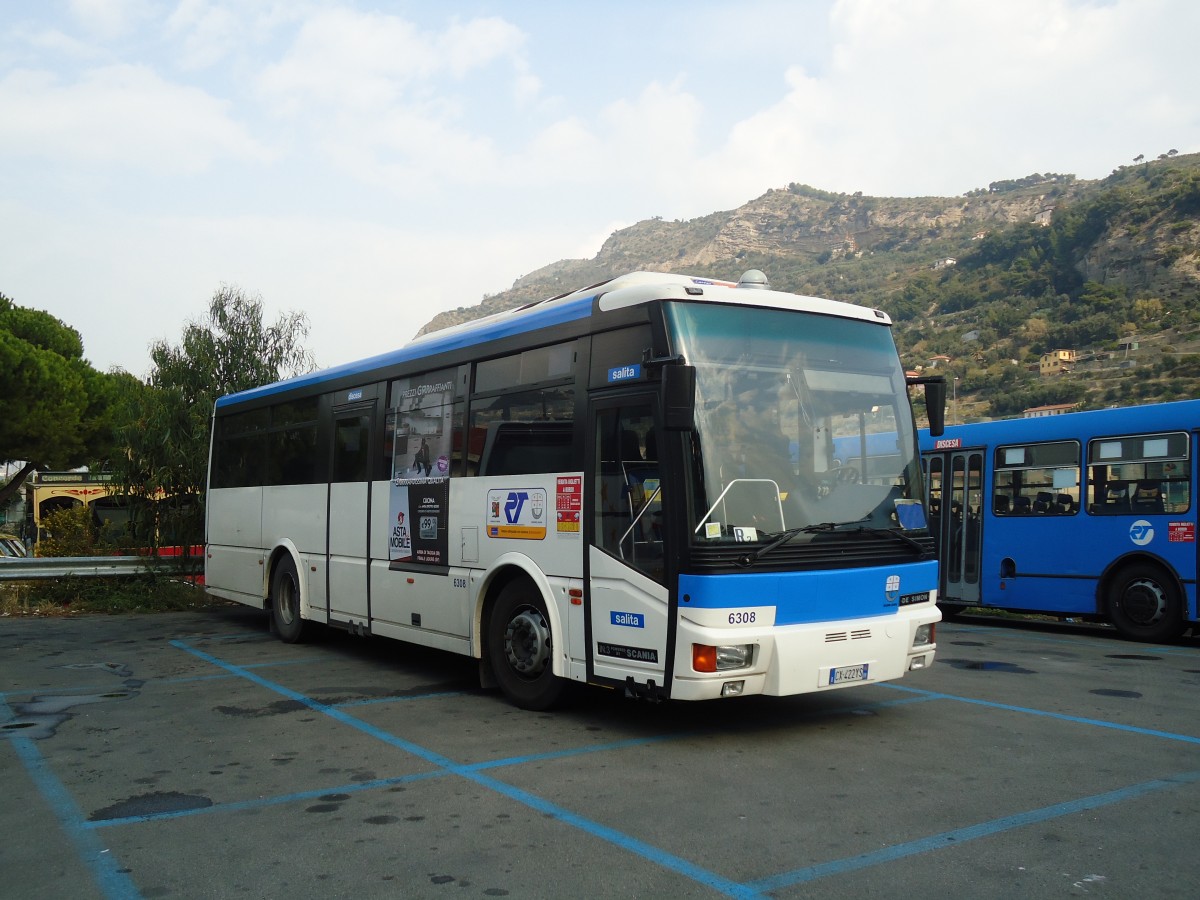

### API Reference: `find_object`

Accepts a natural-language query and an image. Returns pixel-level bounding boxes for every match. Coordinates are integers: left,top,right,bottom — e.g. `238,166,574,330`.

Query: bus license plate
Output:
829,663,868,685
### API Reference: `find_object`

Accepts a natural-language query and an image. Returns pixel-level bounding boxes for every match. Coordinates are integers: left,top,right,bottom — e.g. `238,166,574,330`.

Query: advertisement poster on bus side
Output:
388,370,455,567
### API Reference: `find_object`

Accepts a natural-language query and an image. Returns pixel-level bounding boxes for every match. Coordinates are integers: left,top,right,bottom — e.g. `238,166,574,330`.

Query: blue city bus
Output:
919,400,1200,642
206,270,946,709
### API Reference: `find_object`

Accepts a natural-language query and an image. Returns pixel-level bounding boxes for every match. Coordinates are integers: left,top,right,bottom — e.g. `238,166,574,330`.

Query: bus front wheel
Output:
488,580,567,711
1106,563,1183,643
271,556,308,643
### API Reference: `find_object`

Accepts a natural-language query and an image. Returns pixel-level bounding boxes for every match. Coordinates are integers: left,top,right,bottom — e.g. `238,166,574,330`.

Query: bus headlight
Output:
693,643,753,672
913,624,935,647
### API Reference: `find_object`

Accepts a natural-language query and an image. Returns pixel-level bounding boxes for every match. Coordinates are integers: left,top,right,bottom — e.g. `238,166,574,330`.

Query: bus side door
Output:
328,400,375,626
587,396,671,695
923,449,983,606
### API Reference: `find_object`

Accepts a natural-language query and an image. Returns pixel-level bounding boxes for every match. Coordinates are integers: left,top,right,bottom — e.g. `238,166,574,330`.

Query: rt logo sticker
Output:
1129,520,1155,546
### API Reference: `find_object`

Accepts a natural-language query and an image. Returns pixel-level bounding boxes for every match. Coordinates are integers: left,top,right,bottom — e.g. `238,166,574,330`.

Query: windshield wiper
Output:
858,526,933,559
739,517,870,566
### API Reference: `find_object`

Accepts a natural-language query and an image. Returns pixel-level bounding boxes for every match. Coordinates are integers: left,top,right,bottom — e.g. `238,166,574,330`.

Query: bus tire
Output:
1106,562,1183,643
487,580,567,711
271,556,308,643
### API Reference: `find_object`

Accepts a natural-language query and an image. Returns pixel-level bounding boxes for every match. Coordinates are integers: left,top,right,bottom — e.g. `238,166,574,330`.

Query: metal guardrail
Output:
0,555,203,581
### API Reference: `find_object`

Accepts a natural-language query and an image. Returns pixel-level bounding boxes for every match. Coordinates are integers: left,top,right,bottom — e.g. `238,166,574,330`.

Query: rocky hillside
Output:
421,153,1200,420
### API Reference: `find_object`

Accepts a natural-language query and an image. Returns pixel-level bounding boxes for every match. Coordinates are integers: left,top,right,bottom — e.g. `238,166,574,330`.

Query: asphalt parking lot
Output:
3,605,1199,899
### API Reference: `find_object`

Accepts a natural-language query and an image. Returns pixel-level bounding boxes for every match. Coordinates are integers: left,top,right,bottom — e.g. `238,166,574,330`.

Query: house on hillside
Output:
932,257,957,270
1023,403,1077,418
1039,349,1077,376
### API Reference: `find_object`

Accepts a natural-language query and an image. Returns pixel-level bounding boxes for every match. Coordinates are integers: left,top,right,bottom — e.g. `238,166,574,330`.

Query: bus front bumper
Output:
668,607,939,701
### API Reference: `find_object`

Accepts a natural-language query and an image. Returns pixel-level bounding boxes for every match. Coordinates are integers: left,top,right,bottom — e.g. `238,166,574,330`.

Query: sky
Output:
1,0,1197,379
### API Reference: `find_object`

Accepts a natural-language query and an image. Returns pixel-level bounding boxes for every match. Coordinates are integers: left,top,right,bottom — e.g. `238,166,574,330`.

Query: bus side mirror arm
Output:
907,375,946,437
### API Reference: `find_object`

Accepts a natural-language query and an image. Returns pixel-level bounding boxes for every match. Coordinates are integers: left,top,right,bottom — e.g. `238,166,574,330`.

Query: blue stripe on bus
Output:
679,560,938,624
215,294,598,408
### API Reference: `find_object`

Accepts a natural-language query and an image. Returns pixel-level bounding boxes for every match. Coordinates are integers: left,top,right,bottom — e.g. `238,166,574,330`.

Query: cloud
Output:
249,9,537,194
0,64,272,173
67,0,156,40
0,201,596,375
689,0,1200,199
258,9,527,111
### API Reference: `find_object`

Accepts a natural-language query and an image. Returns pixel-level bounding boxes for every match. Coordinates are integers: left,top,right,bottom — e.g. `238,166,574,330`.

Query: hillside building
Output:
1023,403,1078,418
1039,349,1077,376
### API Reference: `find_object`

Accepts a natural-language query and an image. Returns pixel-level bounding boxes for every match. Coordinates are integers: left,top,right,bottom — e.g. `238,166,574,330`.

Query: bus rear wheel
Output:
271,556,308,643
488,580,567,711
1106,563,1183,643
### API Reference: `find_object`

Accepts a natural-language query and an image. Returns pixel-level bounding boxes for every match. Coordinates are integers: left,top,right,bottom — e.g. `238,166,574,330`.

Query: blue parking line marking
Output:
879,682,1200,744
0,657,326,701
171,638,762,899
170,640,461,768
468,767,764,900
1,697,142,900
749,769,1200,891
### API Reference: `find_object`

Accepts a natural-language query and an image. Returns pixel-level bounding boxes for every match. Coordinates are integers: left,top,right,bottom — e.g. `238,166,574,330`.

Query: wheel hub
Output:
1123,578,1166,626
504,608,552,676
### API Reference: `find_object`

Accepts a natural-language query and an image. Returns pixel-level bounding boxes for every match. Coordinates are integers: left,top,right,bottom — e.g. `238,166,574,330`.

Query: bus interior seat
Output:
1055,494,1075,514
1103,484,1129,512
1033,491,1053,513
1012,495,1032,514
993,495,1009,514
1131,480,1164,513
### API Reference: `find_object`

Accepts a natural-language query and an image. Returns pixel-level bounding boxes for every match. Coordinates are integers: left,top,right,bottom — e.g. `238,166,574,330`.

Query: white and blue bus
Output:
920,400,1200,642
205,270,944,709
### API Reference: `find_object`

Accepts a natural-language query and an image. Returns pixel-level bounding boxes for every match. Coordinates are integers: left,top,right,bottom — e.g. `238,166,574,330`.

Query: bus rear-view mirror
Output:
663,365,696,431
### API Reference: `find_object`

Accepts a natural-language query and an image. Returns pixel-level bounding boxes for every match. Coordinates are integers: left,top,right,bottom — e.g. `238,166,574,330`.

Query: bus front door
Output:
587,397,671,698
923,449,983,607
327,400,375,627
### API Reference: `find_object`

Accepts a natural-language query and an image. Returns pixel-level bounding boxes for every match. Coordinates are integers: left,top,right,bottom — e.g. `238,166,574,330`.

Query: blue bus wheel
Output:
1107,563,1183,643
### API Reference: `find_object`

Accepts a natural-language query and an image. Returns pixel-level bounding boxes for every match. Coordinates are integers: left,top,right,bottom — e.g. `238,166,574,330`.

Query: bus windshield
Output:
666,302,924,545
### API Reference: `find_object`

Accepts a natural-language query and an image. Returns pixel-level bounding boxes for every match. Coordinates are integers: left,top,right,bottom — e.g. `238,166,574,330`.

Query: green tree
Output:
113,286,314,550
0,293,121,509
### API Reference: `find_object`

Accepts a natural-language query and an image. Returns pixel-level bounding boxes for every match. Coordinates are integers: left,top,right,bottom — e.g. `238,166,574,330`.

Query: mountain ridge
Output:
420,153,1200,419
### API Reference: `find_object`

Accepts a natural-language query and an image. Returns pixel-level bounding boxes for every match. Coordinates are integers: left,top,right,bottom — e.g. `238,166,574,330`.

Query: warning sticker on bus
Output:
556,476,582,534
1168,521,1195,542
